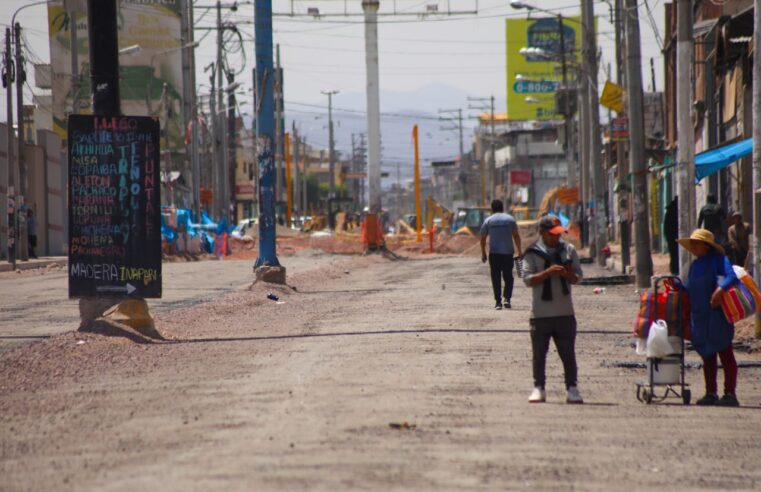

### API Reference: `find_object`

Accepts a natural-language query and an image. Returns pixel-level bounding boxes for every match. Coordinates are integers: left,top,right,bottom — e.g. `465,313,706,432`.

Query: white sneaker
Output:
528,387,546,403
566,386,584,404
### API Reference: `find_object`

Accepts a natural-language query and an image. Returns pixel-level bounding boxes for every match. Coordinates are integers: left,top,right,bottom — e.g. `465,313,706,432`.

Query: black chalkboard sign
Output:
67,115,162,298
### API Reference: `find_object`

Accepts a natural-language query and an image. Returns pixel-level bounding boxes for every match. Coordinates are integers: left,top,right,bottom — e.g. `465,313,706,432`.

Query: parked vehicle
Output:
231,218,257,239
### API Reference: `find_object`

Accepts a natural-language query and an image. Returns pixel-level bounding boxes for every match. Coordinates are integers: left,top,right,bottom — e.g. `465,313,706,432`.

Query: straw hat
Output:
677,228,725,255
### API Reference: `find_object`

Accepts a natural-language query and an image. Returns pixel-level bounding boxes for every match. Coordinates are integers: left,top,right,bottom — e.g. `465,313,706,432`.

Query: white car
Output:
231,218,257,239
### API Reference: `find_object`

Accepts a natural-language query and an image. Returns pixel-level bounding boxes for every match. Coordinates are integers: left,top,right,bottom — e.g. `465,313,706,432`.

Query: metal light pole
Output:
254,0,280,268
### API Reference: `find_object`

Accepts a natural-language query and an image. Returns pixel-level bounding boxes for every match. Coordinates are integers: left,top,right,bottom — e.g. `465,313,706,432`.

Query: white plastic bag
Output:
646,320,674,358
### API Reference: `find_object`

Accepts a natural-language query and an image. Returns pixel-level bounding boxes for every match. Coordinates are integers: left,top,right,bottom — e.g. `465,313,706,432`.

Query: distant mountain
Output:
283,84,506,186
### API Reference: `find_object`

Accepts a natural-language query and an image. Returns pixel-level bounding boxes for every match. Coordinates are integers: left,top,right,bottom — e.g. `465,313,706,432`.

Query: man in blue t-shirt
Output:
480,199,522,310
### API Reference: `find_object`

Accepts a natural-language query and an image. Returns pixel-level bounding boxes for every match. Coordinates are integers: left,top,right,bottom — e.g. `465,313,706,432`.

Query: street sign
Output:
512,80,559,94
431,161,456,167
611,116,629,141
67,114,162,298
600,81,625,113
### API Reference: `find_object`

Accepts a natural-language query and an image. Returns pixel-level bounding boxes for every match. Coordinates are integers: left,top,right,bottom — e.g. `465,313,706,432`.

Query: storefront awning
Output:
695,138,752,183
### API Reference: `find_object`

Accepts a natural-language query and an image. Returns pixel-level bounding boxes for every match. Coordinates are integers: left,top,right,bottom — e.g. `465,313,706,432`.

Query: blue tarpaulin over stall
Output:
695,138,752,183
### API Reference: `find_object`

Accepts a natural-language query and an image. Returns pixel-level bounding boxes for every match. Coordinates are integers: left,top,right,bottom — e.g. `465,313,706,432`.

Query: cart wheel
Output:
642,388,653,404
682,389,691,405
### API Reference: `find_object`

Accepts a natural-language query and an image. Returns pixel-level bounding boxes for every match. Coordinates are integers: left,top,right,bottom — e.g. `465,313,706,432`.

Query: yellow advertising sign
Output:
505,17,584,121
600,81,625,113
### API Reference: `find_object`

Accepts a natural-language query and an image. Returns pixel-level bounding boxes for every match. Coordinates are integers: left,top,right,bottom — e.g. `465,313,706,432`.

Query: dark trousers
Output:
488,253,514,302
667,239,678,275
530,316,578,390
28,234,37,258
702,345,737,396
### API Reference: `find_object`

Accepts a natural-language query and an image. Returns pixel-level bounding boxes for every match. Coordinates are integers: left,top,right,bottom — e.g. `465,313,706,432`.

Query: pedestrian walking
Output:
522,215,584,404
664,196,679,275
27,208,38,259
480,199,522,310
697,194,727,245
678,229,741,406
727,210,750,268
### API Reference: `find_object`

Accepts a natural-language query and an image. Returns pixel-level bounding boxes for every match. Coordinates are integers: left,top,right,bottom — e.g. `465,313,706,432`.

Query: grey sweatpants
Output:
530,315,578,390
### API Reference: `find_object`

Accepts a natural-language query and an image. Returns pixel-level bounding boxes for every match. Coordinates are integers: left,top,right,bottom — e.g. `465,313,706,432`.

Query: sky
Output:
0,0,666,176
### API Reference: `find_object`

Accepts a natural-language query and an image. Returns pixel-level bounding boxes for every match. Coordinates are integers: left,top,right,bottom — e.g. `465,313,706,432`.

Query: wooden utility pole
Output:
752,0,761,337
624,0,653,288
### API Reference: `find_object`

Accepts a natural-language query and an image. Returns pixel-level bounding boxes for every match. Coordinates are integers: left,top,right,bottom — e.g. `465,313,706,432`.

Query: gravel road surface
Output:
2,252,761,491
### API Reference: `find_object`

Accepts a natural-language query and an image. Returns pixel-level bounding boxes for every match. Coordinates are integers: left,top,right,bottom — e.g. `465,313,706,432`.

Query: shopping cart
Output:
635,275,691,405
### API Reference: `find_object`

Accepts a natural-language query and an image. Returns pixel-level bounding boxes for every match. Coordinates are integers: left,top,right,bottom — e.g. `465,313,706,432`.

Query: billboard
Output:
47,0,185,147
505,17,584,121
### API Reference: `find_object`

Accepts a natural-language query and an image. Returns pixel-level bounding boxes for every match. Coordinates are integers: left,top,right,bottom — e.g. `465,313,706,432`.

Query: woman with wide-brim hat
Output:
678,228,740,406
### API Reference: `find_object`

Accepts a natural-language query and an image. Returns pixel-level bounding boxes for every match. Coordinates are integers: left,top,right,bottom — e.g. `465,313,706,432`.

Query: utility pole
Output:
468,96,495,206
274,44,282,204
181,0,200,221
254,0,280,268
69,6,81,116
226,73,237,222
323,90,338,200
676,0,695,280
14,23,27,261
489,95,496,201
161,83,173,206
583,0,607,266
215,0,226,220
625,0,653,288
206,63,219,218
285,132,292,226
413,124,422,243
323,90,338,229
292,122,301,217
615,0,630,273
3,28,15,267
81,0,126,322
578,46,590,249
751,0,761,337
362,0,382,213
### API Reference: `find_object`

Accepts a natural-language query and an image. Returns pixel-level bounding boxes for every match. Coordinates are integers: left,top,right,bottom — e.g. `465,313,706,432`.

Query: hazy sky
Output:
0,0,666,167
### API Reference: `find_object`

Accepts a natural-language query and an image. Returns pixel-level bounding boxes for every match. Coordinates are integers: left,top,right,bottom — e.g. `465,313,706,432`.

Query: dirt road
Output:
2,252,761,491
0,250,334,353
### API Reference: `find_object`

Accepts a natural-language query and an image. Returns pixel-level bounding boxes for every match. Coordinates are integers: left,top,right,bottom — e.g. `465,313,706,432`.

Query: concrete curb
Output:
0,258,68,273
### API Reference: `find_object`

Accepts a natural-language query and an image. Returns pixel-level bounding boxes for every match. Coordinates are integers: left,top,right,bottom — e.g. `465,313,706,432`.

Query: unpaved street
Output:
2,253,761,491
0,250,335,353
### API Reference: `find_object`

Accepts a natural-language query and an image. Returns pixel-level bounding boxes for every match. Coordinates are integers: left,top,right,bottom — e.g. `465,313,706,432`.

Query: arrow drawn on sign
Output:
96,283,138,295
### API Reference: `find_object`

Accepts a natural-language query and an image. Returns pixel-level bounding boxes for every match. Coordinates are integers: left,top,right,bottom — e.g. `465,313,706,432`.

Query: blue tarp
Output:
695,138,752,183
